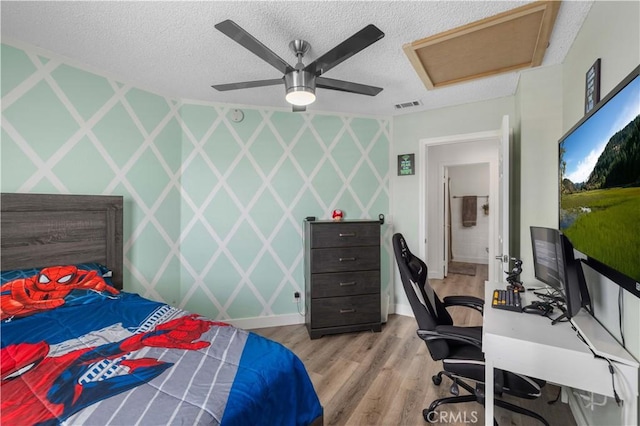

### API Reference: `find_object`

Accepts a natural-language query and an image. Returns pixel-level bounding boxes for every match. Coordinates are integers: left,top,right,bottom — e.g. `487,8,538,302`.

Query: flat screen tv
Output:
559,65,640,298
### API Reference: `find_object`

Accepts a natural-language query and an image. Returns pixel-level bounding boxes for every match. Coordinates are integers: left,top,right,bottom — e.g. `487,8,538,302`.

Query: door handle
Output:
495,255,508,262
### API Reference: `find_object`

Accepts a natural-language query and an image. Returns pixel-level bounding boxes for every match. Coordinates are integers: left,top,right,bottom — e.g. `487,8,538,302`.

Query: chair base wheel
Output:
432,375,442,385
450,382,459,396
423,408,435,423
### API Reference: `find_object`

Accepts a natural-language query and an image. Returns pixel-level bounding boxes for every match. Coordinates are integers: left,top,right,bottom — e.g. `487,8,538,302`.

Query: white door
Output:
443,167,449,277
495,115,511,283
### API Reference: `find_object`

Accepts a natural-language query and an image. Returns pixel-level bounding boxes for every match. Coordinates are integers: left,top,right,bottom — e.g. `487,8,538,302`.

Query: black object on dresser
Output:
304,220,382,339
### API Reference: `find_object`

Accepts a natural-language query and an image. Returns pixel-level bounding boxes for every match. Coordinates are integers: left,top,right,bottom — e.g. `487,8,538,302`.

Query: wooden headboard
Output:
1,193,124,289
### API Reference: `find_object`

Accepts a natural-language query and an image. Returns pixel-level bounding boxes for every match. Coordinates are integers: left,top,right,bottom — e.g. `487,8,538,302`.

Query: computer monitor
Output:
530,226,565,292
530,226,593,323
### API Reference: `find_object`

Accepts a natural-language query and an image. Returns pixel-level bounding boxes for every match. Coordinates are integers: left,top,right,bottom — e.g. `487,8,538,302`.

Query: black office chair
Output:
392,233,549,425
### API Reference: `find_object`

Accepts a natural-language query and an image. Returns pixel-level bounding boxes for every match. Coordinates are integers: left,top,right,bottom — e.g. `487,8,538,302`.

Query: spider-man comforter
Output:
1,290,322,425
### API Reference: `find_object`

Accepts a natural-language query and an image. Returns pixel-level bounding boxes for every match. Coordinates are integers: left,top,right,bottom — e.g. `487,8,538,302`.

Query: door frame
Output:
418,128,505,282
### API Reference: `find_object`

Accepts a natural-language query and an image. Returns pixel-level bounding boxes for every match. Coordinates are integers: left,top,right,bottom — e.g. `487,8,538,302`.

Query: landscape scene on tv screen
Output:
559,74,640,283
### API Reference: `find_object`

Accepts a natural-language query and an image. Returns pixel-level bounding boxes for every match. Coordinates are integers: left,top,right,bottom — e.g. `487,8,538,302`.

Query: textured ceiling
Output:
1,1,593,117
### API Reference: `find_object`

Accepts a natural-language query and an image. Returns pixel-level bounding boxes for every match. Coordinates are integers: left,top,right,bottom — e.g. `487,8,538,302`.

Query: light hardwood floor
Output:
253,265,577,426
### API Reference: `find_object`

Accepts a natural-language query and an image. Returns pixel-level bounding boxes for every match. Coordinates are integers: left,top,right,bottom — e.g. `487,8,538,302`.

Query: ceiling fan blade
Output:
211,78,283,91
292,104,306,113
316,77,383,96
304,24,384,76
215,19,294,75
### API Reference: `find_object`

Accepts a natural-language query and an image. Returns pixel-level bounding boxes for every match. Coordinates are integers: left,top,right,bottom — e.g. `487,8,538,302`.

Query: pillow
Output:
1,263,119,320
1,262,113,285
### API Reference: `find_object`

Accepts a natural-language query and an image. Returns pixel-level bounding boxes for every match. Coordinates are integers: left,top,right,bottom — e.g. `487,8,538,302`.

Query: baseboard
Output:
429,271,444,279
226,313,305,330
230,304,397,330
394,303,414,318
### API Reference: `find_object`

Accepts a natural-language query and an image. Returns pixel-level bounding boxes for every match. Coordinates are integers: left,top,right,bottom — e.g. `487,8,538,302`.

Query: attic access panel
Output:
404,0,561,89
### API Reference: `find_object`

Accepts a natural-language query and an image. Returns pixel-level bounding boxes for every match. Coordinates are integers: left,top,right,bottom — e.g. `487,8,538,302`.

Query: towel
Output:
462,196,477,227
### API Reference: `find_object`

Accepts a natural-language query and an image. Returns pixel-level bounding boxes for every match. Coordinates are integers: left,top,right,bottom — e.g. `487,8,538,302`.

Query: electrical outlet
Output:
293,291,300,303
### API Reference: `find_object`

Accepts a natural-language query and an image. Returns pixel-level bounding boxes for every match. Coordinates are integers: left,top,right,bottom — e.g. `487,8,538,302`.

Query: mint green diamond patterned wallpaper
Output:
1,42,392,321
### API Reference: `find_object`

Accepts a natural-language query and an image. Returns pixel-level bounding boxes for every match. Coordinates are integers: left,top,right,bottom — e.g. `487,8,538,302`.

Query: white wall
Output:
516,64,564,283
559,2,640,422
390,0,639,365
391,97,514,309
562,0,640,359
391,4,639,416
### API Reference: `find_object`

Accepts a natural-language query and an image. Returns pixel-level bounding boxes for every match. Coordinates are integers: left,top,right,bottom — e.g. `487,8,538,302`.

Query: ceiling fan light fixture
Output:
285,70,316,106
213,21,385,108
285,87,316,106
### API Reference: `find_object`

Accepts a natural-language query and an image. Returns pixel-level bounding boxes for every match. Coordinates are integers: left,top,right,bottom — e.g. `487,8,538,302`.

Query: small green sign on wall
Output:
397,153,415,176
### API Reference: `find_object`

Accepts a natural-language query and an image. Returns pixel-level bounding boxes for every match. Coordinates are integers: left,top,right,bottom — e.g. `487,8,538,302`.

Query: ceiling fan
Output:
211,20,385,112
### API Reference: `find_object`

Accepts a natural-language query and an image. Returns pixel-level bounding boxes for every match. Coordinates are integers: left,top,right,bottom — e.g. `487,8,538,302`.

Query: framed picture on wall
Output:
585,58,601,115
397,153,415,176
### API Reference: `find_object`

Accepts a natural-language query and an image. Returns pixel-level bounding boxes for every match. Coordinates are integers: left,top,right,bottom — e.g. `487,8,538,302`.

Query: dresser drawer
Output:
310,271,380,298
310,294,380,329
310,246,380,273
310,222,380,248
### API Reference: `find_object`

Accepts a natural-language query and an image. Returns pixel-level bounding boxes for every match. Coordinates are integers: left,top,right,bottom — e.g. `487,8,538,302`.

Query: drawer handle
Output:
339,281,356,286
339,257,356,262
339,232,356,237
340,308,356,314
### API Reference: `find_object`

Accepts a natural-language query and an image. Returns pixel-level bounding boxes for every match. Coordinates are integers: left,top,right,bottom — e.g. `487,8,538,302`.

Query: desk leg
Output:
623,394,637,425
485,358,494,426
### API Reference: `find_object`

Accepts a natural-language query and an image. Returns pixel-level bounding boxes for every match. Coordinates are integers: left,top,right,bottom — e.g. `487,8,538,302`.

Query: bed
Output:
0,193,323,426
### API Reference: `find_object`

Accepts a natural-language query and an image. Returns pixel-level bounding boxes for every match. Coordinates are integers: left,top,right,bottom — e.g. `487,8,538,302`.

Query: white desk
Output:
482,282,638,426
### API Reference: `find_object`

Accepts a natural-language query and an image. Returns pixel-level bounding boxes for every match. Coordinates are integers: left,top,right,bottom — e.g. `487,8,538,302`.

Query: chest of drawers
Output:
304,220,381,339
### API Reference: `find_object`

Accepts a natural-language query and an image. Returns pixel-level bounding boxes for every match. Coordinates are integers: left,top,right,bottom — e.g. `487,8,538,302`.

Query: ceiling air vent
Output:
394,100,422,110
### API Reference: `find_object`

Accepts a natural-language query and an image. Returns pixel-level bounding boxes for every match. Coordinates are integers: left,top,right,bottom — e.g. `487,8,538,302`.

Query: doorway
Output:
445,163,490,277
417,116,510,284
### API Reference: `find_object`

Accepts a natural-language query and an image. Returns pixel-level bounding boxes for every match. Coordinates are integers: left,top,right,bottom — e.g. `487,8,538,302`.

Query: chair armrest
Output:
417,325,483,349
443,295,484,314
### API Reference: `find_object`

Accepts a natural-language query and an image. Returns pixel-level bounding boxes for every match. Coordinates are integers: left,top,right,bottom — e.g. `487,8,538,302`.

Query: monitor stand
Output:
551,305,568,325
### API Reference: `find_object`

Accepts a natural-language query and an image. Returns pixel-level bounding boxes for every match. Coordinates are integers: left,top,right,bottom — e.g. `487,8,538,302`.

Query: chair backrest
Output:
392,233,453,359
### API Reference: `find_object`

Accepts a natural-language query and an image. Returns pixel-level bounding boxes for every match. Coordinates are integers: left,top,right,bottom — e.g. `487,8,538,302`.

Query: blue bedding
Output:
1,286,322,425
